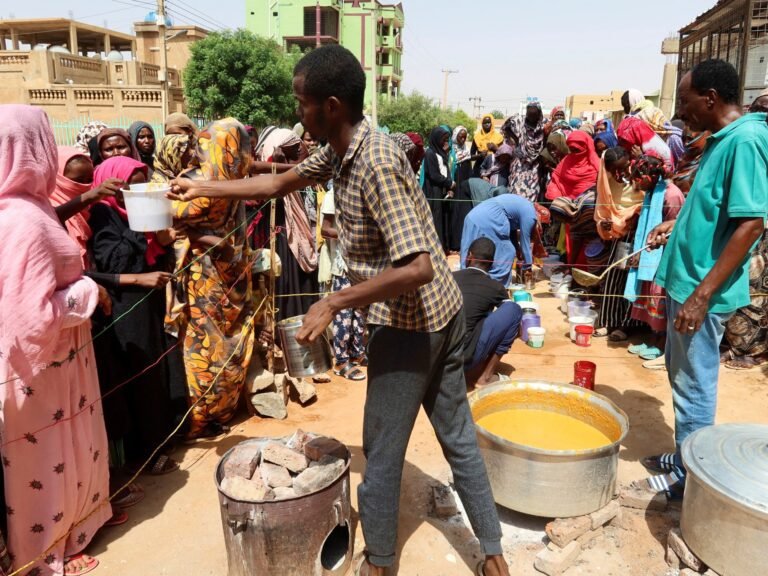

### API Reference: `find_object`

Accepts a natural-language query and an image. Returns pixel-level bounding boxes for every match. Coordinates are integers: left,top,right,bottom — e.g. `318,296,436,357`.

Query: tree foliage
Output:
490,110,506,119
183,30,300,127
378,92,477,139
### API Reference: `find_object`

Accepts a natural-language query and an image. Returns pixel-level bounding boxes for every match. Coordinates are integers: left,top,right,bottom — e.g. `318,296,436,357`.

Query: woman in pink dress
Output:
0,106,111,575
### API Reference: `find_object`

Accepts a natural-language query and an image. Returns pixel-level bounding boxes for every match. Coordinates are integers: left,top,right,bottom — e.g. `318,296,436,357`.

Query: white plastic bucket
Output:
527,327,546,348
122,183,173,232
569,315,597,342
568,300,592,319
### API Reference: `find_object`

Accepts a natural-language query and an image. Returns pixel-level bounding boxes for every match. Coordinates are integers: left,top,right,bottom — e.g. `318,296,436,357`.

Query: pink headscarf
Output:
546,130,600,200
617,116,657,149
93,156,165,266
0,105,97,377
50,146,93,267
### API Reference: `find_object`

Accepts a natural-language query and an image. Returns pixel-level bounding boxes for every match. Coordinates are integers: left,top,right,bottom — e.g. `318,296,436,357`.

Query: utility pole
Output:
469,96,482,118
315,0,321,48
157,0,169,122
441,69,458,110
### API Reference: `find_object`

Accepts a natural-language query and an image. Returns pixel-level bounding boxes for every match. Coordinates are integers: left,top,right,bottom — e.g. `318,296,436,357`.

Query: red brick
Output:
303,436,347,462
262,442,308,473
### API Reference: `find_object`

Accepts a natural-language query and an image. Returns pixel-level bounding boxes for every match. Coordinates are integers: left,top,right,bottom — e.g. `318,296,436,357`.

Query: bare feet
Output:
482,554,511,576
474,374,501,389
64,553,98,575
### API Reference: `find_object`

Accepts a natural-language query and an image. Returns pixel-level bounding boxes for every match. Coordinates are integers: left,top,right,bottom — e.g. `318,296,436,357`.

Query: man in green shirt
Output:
639,60,767,499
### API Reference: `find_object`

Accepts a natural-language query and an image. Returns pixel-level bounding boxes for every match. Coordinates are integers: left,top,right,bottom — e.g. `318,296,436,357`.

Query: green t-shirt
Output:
655,113,768,313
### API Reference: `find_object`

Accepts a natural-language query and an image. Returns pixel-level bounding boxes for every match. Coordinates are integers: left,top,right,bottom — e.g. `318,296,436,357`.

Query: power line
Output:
167,0,228,30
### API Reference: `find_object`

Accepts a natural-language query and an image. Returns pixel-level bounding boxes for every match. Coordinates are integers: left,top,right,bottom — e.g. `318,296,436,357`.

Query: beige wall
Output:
566,91,624,120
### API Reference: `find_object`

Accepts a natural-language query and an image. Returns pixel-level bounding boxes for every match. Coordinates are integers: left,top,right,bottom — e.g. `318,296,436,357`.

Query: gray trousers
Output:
359,309,503,567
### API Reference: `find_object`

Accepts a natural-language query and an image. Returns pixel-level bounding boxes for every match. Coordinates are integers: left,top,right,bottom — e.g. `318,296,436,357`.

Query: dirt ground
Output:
88,274,768,576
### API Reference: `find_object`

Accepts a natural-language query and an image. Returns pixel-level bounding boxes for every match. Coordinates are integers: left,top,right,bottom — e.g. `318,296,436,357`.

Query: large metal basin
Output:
468,380,628,518
681,424,768,576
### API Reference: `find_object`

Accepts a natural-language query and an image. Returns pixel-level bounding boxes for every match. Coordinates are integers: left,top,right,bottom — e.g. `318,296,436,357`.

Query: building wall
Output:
565,91,624,121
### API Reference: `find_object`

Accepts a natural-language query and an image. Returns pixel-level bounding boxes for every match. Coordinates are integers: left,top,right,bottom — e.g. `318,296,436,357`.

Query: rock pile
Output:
220,431,347,502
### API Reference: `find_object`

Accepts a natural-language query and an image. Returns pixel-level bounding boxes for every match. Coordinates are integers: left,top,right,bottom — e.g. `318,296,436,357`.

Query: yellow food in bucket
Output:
476,408,612,451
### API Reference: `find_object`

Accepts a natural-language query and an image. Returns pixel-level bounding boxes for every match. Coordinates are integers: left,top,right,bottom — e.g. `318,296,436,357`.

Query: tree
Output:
490,110,506,120
184,30,300,127
378,91,476,139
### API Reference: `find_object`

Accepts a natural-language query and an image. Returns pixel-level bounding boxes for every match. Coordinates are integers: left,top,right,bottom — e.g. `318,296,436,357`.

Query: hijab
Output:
406,132,425,173
627,88,645,111
569,118,583,130
93,156,164,265
255,126,302,162
580,122,595,137
504,103,545,164
617,116,656,148
594,120,619,149
198,118,252,180
51,147,93,267
75,120,108,153
165,112,198,137
672,130,710,195
473,114,504,152
452,125,471,165
546,130,600,200
428,126,450,161
128,121,156,167
96,128,140,162
594,154,643,241
151,134,193,183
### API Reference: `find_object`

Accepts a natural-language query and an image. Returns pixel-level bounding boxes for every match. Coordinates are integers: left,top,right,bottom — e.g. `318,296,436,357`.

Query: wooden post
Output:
267,164,278,371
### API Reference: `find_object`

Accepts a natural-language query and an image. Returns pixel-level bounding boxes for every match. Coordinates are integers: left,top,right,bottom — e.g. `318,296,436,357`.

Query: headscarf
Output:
503,103,545,164
672,130,710,195
636,105,671,136
452,125,471,164
93,156,164,265
165,112,198,137
255,126,302,162
665,120,685,164
484,143,515,181
152,134,194,184
627,89,645,111
617,116,674,169
546,130,600,200
198,118,252,181
594,154,642,241
550,106,565,121
75,120,108,153
128,121,156,167
473,114,504,153
594,120,619,149
580,122,595,137
51,146,93,267
569,118,583,130
96,128,139,161
428,126,450,161
406,132,425,173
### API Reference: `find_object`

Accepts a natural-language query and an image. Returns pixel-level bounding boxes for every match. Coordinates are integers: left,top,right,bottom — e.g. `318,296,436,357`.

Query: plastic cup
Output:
569,315,597,341
527,327,546,348
512,291,533,303
121,183,173,232
573,361,596,390
575,325,594,347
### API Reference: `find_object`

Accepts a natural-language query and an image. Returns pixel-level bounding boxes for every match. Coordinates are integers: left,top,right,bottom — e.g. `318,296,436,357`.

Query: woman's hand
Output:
156,228,178,246
131,272,173,289
97,284,112,316
85,178,123,203
631,145,643,159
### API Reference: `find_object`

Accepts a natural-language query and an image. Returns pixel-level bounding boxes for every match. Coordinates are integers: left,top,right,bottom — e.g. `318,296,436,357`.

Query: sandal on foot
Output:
334,364,366,381
609,329,628,342
147,454,179,476
642,453,678,474
351,355,369,367
64,554,99,576
639,347,663,360
593,327,609,338
105,507,128,527
630,470,685,502
476,561,486,575
184,423,230,444
628,343,649,355
112,483,144,508
725,355,767,371
642,355,667,370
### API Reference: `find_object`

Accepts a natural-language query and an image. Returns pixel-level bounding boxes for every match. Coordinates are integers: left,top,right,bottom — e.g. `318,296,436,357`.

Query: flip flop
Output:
639,347,663,360
112,483,145,508
64,554,99,576
643,355,667,370
593,327,609,338
334,364,366,381
147,454,179,476
628,343,649,355
724,356,768,370
609,329,628,342
105,508,129,527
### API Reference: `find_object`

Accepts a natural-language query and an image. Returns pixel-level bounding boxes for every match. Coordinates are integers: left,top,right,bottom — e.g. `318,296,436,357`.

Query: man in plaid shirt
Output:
171,45,509,576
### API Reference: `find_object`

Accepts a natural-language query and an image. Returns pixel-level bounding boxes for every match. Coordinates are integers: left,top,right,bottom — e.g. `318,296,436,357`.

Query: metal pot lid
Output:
682,423,768,515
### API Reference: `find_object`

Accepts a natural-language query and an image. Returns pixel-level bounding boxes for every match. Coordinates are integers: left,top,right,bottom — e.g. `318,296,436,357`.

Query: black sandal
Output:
334,364,366,381
642,453,678,474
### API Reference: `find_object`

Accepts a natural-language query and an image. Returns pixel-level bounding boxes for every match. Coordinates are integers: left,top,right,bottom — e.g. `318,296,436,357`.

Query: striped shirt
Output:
295,120,462,331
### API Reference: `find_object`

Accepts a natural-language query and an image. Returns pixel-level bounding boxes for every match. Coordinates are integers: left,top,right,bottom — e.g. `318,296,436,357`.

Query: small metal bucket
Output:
278,315,332,378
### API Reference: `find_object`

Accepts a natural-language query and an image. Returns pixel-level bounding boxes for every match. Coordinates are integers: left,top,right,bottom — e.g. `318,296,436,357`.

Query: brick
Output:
667,528,705,572
274,373,291,404
262,442,308,474
432,485,459,518
220,475,274,502
273,486,297,500
289,377,317,405
576,526,603,550
286,429,314,452
246,354,275,393
303,436,348,462
260,462,293,488
293,456,344,496
250,392,287,420
534,540,581,576
589,500,620,529
619,486,667,511
222,445,260,480
609,506,626,529
545,515,592,548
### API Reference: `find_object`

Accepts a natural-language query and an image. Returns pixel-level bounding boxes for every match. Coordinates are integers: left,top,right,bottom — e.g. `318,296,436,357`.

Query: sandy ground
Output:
88,275,768,576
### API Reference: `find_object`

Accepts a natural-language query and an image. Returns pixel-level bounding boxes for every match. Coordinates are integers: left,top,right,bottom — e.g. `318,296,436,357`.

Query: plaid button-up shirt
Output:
295,120,462,332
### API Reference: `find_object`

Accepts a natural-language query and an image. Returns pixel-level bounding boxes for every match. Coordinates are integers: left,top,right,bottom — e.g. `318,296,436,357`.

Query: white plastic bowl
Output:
122,183,173,232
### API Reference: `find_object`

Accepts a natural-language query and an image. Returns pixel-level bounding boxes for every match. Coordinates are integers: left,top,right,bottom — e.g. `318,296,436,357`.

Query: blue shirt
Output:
655,113,768,313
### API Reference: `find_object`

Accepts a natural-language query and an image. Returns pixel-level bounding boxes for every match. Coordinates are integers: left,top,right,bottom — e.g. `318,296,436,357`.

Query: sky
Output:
6,0,716,113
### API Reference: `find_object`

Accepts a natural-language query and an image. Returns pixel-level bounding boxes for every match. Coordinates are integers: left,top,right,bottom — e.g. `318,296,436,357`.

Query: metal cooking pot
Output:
468,380,628,518
681,424,768,576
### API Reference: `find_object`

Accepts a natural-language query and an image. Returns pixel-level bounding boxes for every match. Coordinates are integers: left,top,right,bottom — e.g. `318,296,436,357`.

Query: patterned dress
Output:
172,119,255,438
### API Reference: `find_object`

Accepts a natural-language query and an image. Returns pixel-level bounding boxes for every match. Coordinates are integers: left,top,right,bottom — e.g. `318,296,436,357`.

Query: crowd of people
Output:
0,44,766,576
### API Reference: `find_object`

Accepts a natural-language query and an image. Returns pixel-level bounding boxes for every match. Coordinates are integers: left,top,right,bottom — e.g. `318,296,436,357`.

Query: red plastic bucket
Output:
573,361,596,390
574,325,594,347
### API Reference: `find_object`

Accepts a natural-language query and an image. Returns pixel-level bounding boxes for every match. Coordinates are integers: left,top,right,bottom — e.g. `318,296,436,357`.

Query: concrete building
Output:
678,0,768,108
564,91,625,122
245,0,404,108
0,17,207,127
659,36,680,118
